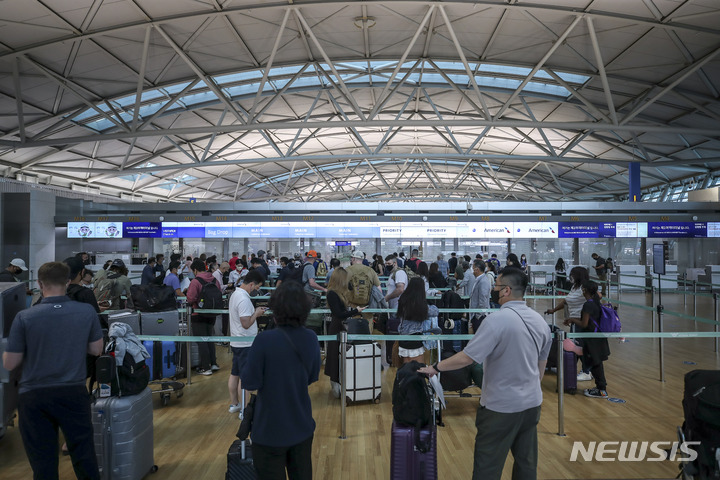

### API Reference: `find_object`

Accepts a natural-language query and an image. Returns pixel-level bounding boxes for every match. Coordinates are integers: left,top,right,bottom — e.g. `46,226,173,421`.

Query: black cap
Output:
111,258,126,268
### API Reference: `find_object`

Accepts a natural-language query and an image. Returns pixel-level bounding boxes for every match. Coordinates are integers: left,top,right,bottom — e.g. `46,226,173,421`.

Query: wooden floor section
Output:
2,291,719,479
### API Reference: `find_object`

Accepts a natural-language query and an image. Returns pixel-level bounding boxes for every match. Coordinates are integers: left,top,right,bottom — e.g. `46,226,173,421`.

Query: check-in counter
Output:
651,264,678,290
618,265,646,292
707,265,720,292
528,265,554,286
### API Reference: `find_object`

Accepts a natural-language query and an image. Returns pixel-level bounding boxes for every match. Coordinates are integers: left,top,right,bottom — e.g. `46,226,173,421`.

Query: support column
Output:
629,162,642,202
572,238,579,266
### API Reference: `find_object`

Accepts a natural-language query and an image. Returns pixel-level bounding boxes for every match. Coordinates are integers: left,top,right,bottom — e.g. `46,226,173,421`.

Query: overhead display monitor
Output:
513,222,558,238
558,222,600,238
647,222,707,238
708,222,720,238
94,222,123,238
123,222,162,238
67,222,96,238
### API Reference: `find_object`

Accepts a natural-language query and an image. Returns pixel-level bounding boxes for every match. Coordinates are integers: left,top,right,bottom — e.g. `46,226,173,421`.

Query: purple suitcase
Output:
390,421,437,480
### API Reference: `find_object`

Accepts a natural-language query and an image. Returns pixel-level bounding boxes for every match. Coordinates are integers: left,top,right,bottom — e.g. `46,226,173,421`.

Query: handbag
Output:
235,393,257,441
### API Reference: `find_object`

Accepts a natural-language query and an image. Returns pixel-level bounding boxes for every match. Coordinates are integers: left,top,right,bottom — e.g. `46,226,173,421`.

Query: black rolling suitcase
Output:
547,326,577,394
227,390,256,479
680,370,720,479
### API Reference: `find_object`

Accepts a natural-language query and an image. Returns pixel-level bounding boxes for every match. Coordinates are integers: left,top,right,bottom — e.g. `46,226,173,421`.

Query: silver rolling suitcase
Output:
345,342,382,403
107,310,141,335
140,311,180,336
92,387,157,480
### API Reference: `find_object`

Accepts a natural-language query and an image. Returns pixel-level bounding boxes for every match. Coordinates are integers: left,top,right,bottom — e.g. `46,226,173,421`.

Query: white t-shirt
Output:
387,268,408,310
229,288,257,348
565,286,585,318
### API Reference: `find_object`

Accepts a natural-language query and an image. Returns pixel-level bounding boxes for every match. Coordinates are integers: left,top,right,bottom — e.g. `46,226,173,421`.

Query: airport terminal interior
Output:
2,0,720,478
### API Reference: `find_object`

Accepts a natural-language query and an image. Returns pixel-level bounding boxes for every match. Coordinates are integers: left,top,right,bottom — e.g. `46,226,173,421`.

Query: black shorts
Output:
231,347,251,377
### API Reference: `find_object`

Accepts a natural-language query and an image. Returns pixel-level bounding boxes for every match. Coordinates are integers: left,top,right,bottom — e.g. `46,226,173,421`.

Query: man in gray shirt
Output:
4,261,103,480
469,259,491,320
420,268,551,479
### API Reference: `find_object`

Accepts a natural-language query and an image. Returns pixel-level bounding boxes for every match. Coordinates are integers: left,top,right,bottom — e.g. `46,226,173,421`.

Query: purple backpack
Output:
593,302,622,333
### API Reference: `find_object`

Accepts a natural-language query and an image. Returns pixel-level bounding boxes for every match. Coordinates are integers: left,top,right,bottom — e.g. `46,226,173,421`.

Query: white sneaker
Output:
211,364,220,371
196,369,212,376
228,404,242,413
577,372,593,382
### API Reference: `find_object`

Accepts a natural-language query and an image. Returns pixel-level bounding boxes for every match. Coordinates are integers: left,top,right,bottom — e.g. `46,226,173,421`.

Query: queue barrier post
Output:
185,303,193,386
658,304,665,383
339,330,348,440
694,280,698,319
715,293,719,354
556,328,566,437
683,273,687,307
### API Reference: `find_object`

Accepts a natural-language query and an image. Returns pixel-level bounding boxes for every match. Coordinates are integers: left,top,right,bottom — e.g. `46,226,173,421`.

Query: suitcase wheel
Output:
151,465,158,473
161,394,170,407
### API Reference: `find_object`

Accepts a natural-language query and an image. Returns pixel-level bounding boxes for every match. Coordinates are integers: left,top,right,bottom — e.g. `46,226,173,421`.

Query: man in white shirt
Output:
384,254,408,332
227,270,266,417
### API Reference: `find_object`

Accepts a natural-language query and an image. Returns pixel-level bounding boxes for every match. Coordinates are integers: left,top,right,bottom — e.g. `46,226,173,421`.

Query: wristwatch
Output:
432,362,441,373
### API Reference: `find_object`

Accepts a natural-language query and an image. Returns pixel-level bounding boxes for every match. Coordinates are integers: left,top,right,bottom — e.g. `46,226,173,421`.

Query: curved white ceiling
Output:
1,0,720,203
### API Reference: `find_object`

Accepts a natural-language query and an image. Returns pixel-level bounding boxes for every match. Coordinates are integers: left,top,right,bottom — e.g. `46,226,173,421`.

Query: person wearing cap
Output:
346,250,382,358
94,259,132,311
0,258,28,283
301,251,327,297
64,257,100,313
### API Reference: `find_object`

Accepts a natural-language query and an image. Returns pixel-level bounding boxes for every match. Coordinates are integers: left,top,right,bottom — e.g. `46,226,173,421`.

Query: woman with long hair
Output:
324,267,364,398
567,281,611,398
506,253,522,271
544,266,594,381
428,262,447,289
241,281,321,479
396,277,438,363
416,261,430,293
554,257,568,290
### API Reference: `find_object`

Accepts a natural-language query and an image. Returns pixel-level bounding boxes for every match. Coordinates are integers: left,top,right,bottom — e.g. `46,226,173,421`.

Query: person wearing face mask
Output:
227,269,267,416
419,268,551,479
544,266,593,382
469,260,491,331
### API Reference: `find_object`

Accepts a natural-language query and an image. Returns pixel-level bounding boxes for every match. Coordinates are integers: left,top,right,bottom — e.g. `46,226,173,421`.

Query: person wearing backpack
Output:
314,253,328,279
93,259,132,311
564,280,611,399
186,258,223,376
591,253,608,296
418,268,551,479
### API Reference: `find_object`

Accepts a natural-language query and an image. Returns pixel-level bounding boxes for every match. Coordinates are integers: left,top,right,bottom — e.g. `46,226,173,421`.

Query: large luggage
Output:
391,361,438,480
92,388,157,480
107,310,141,336
129,284,176,312
0,282,26,337
141,311,180,336
390,421,438,480
0,338,24,438
680,369,720,479
440,318,468,353
547,331,577,394
345,317,372,344
143,341,178,380
438,350,473,392
227,389,255,479
345,342,381,403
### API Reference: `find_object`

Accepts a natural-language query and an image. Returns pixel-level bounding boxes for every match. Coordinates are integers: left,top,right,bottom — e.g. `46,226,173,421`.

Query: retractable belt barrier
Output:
120,290,720,440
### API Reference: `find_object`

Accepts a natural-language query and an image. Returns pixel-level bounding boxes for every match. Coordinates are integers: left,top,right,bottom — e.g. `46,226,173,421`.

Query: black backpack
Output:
439,290,465,321
392,361,434,453
96,339,150,397
195,277,223,317
130,284,177,312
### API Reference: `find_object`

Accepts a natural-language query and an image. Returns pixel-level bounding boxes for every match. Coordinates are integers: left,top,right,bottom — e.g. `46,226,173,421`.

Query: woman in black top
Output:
324,267,364,398
566,280,610,398
428,262,447,289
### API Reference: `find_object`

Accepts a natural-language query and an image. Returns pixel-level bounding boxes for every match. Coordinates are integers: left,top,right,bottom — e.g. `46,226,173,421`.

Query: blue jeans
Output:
18,385,100,480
